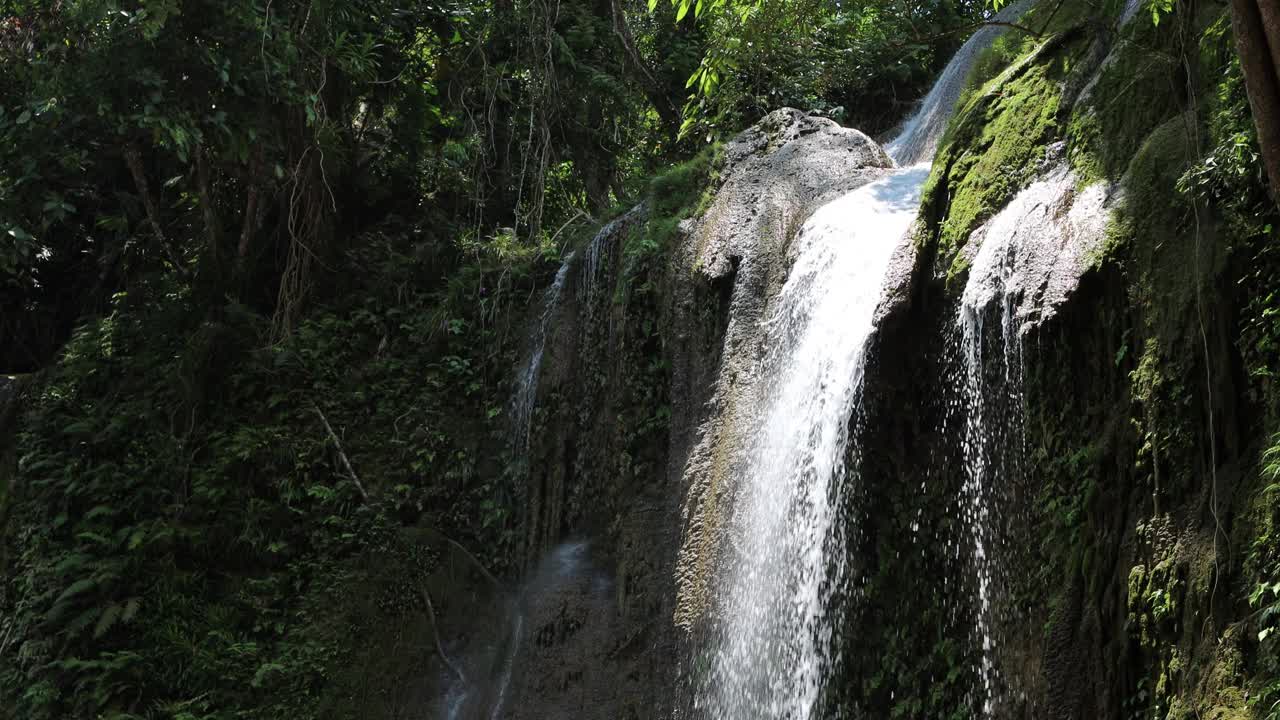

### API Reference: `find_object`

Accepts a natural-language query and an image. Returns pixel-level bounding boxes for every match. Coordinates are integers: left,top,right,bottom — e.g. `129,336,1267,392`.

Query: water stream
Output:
510,255,574,455
694,164,929,719
958,246,1025,718
492,5,1038,717
694,4,1034,716
887,0,1035,166
955,162,1111,716
442,541,593,720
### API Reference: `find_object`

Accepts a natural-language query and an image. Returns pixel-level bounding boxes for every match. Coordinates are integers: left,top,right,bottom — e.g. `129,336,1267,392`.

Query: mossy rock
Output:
1066,15,1187,183
916,28,1085,284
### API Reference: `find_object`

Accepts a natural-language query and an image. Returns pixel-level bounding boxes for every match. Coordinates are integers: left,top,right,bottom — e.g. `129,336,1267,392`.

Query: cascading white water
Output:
958,254,1024,719
956,163,1111,716
696,165,929,719
1119,0,1143,26
887,0,1036,166
697,8,1036,717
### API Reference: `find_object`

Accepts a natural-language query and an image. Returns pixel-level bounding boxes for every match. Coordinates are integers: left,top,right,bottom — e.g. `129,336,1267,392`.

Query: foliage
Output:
654,0,988,139
624,141,723,269
0,217,549,716
1176,17,1280,400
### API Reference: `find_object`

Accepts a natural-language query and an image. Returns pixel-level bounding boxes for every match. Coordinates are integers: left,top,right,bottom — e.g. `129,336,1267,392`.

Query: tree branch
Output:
611,0,682,134
194,145,221,260
239,146,265,262
420,583,466,683
443,536,499,587
893,19,1042,48
310,403,369,500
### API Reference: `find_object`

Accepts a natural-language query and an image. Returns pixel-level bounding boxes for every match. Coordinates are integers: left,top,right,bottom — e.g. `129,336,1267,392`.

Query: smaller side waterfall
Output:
958,252,1025,718
510,205,646,457
441,541,597,720
510,255,574,454
956,162,1111,715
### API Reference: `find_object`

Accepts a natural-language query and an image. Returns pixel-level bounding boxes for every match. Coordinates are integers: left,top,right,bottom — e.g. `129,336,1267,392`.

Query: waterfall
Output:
510,255,574,454
958,250,1025,718
695,165,929,718
441,541,594,720
511,205,645,457
955,162,1112,716
1119,0,1143,25
693,9,1036,718
887,0,1035,166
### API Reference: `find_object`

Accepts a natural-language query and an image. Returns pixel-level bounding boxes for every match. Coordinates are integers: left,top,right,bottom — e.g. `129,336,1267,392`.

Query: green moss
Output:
1119,115,1204,343
614,143,725,280
1066,23,1185,185
955,31,1039,113
646,142,724,219
916,30,1081,283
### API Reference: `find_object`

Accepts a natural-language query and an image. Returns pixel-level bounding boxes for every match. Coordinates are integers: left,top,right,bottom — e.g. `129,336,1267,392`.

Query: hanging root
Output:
442,535,499,587
272,147,328,342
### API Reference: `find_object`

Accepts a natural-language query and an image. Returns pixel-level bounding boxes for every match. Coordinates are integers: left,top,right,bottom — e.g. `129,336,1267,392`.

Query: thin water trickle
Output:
441,541,592,720
510,254,574,454
955,164,1111,716
958,272,1024,719
486,612,524,720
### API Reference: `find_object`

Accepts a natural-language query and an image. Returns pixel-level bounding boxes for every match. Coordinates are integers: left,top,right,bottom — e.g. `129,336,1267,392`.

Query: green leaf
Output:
85,505,117,520
94,603,122,638
121,597,142,624
54,577,98,607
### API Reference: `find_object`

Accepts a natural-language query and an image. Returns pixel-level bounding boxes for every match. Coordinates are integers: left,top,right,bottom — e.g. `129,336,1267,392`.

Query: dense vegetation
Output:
0,0,997,717
2,0,1279,718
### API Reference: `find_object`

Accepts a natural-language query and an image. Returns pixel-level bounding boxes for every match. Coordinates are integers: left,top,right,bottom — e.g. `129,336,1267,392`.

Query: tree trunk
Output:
1233,0,1280,201
1254,0,1280,76
194,146,221,260
238,146,265,263
611,0,682,137
123,142,188,274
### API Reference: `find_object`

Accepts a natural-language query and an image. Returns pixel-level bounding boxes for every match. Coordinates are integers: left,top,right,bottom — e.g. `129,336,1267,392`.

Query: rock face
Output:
958,154,1113,329
842,14,1268,720
460,11,1278,719
445,108,895,719
671,109,892,630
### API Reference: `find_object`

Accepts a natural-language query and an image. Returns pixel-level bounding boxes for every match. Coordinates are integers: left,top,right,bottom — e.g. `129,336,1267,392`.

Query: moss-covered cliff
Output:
855,0,1280,717
2,0,1279,718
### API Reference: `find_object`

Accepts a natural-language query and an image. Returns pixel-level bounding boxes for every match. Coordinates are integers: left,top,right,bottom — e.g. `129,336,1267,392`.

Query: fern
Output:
52,577,97,608
1264,433,1280,484
121,597,141,625
93,604,122,639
